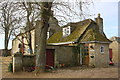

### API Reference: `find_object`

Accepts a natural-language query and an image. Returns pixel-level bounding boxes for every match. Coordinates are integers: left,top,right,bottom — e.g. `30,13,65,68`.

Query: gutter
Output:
80,41,111,44
48,41,76,45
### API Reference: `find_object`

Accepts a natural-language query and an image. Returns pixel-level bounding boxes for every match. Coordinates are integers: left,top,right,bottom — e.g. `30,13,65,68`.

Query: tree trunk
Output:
4,28,9,56
35,2,53,73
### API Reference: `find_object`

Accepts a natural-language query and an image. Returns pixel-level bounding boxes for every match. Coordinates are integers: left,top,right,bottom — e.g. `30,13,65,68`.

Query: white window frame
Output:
63,26,71,37
47,31,50,39
100,46,104,53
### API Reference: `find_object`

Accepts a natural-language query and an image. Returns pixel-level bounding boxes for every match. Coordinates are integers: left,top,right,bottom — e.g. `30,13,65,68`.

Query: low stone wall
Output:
12,53,23,72
47,46,78,67
12,53,36,72
22,55,36,67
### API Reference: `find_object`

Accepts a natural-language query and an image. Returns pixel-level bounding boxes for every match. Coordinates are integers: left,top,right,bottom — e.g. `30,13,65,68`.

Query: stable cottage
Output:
47,14,111,68
12,14,111,71
109,36,120,63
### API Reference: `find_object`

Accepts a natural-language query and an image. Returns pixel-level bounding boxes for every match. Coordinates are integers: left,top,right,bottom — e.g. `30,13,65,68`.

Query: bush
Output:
3,53,8,57
8,63,13,72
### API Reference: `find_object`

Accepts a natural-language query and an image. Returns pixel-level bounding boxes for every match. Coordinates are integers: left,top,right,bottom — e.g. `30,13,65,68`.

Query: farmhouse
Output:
12,14,111,70
109,36,120,63
12,15,61,55
47,14,111,67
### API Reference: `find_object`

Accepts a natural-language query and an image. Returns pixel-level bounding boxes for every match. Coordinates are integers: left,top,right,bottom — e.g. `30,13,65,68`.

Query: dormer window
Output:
47,31,50,39
63,26,71,37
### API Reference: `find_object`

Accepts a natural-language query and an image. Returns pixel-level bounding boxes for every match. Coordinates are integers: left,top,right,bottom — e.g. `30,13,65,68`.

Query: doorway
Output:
82,44,89,65
46,49,55,68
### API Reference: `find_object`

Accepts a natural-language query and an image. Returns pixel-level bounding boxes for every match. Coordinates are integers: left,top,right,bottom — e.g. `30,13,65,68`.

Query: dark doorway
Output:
46,49,55,68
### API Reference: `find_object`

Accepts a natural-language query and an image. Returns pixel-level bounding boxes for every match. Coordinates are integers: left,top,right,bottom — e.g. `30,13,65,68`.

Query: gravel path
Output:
1,57,119,78
2,66,118,78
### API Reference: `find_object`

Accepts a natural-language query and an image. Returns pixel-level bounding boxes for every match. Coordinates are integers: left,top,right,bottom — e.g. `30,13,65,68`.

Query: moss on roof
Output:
47,19,110,44
47,31,63,43
47,19,91,43
80,27,110,42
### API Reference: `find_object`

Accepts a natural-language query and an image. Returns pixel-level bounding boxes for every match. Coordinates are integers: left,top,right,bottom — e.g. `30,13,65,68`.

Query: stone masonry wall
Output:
94,43,109,67
109,41,119,63
47,46,78,67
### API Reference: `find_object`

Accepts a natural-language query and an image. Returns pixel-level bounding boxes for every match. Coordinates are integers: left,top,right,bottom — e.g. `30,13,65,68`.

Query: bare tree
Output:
34,0,93,73
35,2,53,73
21,2,39,54
12,1,41,54
1,0,93,72
0,1,23,56
52,1,94,26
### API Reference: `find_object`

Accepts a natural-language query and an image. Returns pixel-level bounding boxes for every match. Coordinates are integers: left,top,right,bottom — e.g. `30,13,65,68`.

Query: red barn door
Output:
46,49,55,68
109,49,113,59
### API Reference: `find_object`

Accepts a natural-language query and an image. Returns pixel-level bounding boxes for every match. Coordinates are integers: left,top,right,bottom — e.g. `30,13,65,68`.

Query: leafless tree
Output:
12,1,41,54
0,0,93,72
52,0,94,26
0,1,23,56
35,2,53,73
35,0,93,73
20,1,41,54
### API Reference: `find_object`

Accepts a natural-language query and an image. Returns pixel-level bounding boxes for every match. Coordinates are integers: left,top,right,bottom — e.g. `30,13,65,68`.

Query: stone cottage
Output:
109,36,120,63
12,14,111,71
12,15,61,55
12,15,62,72
47,14,111,68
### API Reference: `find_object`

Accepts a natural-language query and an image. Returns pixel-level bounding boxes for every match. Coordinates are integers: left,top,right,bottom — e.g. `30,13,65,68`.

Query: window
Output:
84,46,89,55
63,26,71,37
47,32,50,39
100,46,104,53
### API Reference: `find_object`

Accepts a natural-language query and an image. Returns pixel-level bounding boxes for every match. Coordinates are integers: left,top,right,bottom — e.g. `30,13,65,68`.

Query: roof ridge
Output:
47,19,98,44
76,19,92,43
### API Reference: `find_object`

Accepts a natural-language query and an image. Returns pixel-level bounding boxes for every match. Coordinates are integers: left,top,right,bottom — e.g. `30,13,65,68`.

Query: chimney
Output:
95,13,104,36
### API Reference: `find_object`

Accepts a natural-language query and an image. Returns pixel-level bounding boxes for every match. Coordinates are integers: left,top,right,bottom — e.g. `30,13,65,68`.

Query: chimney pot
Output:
98,13,100,17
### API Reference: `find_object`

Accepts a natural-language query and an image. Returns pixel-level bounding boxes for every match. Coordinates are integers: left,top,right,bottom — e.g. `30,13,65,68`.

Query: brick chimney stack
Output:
95,13,104,36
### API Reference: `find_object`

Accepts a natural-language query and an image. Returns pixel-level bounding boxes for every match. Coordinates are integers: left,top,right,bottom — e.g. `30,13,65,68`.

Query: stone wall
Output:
0,49,3,56
91,43,109,67
22,55,36,67
12,36,21,55
12,54,35,72
47,46,78,67
109,41,119,63
12,53,23,72
31,30,35,54
89,43,96,67
12,29,35,55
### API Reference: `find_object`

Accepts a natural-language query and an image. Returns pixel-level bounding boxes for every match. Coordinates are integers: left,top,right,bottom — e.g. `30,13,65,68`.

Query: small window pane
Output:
100,46,104,53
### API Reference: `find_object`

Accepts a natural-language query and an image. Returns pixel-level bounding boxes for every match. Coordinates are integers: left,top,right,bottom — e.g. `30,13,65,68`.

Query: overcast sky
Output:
0,0,119,49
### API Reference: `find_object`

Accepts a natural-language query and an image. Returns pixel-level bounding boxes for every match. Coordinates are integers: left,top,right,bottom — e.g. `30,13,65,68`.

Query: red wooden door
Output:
46,49,54,68
109,49,113,59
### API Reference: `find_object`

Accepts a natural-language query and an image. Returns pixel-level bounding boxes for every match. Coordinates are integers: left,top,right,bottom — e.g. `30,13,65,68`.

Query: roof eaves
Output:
80,41,111,44
48,41,76,45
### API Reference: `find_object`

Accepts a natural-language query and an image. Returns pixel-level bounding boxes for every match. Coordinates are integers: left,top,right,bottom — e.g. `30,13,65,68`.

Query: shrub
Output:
8,63,13,72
